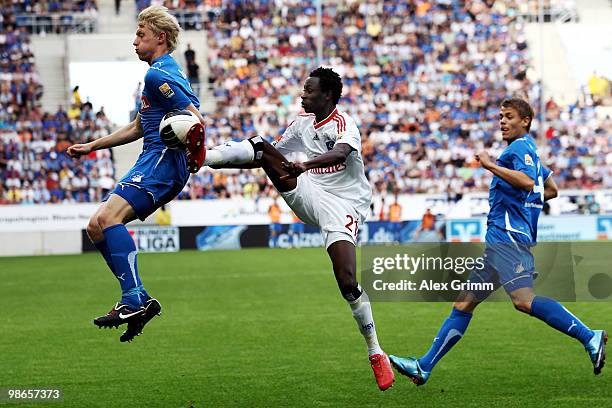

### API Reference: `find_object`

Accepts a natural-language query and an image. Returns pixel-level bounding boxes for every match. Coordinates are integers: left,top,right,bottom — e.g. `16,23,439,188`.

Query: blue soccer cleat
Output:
389,355,430,386
585,330,607,375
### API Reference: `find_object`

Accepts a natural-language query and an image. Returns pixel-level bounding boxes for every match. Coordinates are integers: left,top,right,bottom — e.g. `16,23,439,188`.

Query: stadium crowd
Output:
186,0,611,199
0,13,114,204
135,0,211,29
3,0,99,34
1,0,610,206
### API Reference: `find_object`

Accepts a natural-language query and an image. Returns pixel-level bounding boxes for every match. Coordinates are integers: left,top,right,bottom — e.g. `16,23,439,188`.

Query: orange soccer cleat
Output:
185,122,206,173
369,353,395,391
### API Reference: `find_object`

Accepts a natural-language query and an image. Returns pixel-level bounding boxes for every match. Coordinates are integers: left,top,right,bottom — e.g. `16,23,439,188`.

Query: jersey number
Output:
533,175,544,202
345,215,359,239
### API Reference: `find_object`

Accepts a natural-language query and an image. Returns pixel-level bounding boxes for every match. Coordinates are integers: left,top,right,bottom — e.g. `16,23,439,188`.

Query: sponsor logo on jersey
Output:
309,162,347,174
159,82,175,98
140,95,150,111
524,154,534,166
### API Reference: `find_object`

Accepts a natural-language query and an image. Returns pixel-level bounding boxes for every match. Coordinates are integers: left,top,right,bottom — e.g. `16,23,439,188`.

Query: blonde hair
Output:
137,5,181,52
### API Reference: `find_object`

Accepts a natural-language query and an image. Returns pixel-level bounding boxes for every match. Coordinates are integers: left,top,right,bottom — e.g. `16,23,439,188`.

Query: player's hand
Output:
280,161,307,180
67,143,93,159
475,151,494,170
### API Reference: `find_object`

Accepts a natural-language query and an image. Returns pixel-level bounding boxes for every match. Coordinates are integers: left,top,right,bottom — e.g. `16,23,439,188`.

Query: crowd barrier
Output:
1,200,610,256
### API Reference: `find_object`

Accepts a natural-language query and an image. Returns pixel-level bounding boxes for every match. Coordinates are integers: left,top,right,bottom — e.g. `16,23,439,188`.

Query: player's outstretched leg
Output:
203,136,262,167
203,136,298,193
391,295,476,386
328,240,394,391
514,290,607,374
120,297,162,343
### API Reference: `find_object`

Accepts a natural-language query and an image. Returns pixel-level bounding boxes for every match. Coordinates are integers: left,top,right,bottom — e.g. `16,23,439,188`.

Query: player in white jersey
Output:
274,103,371,246
203,67,394,391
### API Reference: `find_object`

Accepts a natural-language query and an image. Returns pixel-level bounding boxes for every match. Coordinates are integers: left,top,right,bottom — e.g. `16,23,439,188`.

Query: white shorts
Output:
280,174,366,248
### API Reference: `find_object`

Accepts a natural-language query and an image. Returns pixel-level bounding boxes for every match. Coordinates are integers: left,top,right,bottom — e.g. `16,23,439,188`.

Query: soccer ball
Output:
159,109,199,150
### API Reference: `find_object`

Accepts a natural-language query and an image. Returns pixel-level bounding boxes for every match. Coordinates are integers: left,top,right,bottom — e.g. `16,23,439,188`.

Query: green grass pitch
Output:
1,248,610,407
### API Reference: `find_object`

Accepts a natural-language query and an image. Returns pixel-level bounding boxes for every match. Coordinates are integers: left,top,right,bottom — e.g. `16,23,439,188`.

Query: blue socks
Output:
98,224,149,309
419,308,472,372
530,296,594,346
416,298,594,375
94,239,115,274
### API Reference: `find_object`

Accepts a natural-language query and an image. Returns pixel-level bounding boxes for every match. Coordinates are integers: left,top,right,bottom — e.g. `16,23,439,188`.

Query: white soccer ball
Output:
159,109,199,150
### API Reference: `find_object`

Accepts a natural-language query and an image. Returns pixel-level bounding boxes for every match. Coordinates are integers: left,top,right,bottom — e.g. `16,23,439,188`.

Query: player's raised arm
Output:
184,103,206,126
67,114,144,159
475,150,535,191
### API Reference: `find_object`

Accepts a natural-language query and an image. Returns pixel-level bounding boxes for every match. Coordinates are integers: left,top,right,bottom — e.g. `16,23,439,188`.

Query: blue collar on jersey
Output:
508,133,532,145
151,53,171,65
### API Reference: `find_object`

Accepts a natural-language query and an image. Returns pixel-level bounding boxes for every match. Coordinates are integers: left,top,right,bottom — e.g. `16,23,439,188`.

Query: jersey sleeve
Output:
273,119,304,155
334,117,361,153
542,165,553,180
508,141,537,181
146,67,192,111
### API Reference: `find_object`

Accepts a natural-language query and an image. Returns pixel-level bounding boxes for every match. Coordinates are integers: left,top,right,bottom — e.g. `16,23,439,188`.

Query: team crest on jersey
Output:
131,171,145,183
325,140,335,151
514,262,525,274
158,82,175,98
140,95,150,111
524,154,534,166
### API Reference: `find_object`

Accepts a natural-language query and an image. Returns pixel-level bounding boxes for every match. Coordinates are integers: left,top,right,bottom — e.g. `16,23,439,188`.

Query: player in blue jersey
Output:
67,5,206,343
390,98,607,384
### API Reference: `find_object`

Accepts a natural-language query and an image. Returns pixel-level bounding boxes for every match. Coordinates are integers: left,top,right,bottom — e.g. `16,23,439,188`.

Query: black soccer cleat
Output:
120,298,162,343
93,302,145,329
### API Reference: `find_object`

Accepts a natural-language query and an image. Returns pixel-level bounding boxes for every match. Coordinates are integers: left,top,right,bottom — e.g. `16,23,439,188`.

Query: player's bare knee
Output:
86,217,103,242
510,288,535,313
453,300,478,313
96,208,121,230
512,299,532,314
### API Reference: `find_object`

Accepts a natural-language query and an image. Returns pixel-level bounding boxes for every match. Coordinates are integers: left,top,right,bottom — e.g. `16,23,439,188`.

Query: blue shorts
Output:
467,226,536,300
269,223,282,234
109,147,189,221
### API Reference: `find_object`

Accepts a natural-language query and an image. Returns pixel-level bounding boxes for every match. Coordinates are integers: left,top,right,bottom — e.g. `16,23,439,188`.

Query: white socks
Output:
349,290,384,357
204,140,255,166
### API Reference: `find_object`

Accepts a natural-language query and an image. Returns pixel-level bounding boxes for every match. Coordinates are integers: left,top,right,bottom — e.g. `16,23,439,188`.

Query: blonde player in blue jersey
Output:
67,6,206,343
390,98,607,384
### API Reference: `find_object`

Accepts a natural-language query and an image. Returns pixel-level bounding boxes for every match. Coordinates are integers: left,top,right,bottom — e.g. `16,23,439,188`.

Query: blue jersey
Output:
110,53,200,221
486,135,552,244
139,53,199,151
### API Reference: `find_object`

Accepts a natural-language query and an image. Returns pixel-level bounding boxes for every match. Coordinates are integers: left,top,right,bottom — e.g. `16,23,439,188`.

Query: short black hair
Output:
501,97,534,132
309,67,342,105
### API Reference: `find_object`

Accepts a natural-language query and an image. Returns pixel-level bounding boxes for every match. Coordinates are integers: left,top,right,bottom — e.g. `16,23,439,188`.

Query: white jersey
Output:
274,108,372,217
